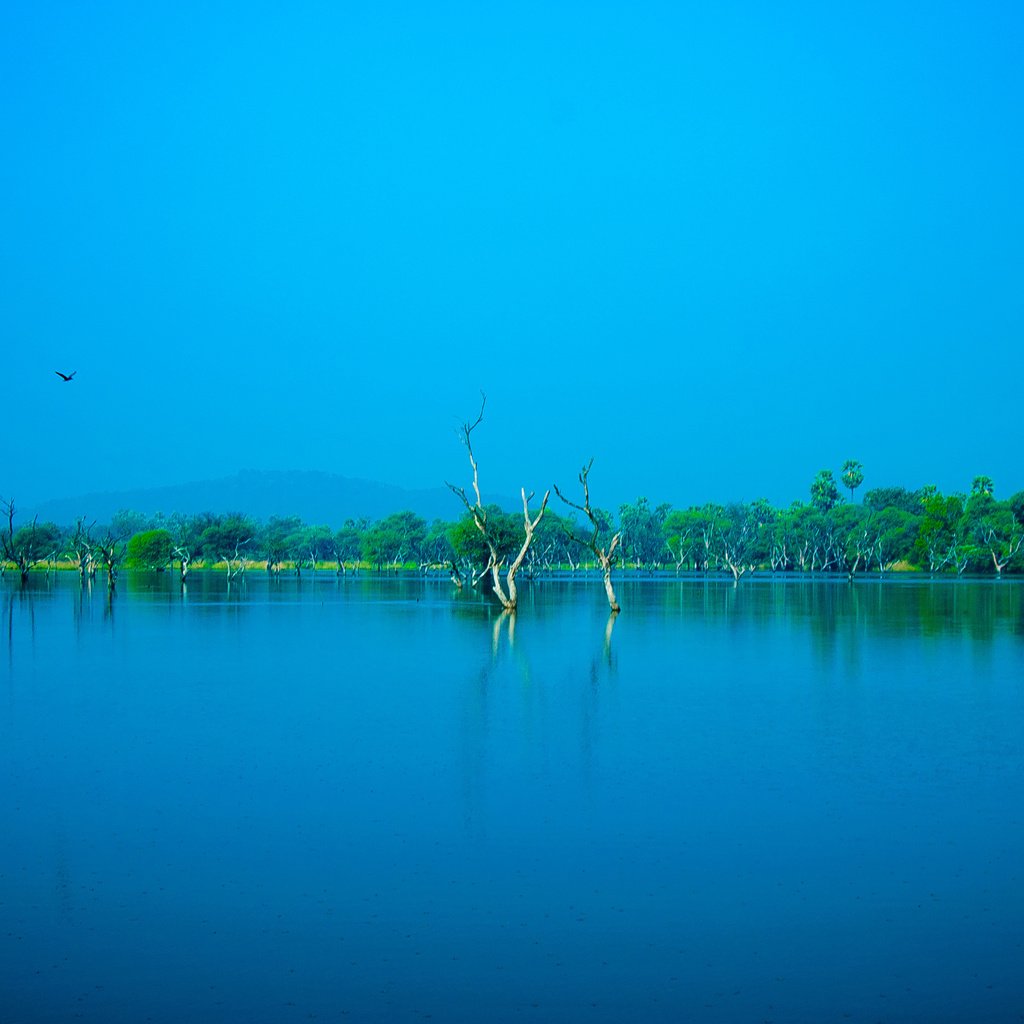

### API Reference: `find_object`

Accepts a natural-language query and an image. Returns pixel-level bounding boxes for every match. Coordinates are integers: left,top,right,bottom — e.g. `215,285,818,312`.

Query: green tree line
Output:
3,466,1024,582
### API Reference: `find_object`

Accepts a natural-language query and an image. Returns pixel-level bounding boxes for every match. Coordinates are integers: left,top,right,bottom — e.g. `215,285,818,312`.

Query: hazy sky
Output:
3,1,1022,513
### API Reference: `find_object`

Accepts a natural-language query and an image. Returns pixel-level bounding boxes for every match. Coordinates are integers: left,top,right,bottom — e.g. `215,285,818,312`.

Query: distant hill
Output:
27,470,517,527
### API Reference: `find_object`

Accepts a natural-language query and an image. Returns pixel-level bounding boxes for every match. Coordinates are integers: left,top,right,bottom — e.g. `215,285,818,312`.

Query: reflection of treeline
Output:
651,575,1024,644
2,470,1023,580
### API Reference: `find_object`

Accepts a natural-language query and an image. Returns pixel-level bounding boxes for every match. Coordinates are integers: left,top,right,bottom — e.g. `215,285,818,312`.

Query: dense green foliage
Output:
125,529,173,569
4,464,1024,578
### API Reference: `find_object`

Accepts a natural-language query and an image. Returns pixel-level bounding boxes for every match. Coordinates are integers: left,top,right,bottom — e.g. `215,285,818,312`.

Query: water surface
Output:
2,574,1022,1022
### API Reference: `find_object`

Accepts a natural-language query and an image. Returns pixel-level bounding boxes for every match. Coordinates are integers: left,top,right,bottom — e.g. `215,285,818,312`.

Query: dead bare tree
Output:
173,545,192,583
554,459,622,613
93,531,128,592
1,499,43,583
68,518,96,581
445,394,550,612
1,499,24,580
220,539,250,582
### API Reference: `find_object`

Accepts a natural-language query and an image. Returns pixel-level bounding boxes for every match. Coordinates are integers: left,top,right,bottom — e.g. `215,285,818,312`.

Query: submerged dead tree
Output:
173,544,192,583
554,459,622,613
446,394,550,612
69,518,96,581
1,499,36,583
93,531,128,592
220,539,250,582
0,500,61,583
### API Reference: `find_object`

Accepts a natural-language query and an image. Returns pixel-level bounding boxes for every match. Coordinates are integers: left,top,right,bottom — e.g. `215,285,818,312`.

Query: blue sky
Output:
3,1,1022,514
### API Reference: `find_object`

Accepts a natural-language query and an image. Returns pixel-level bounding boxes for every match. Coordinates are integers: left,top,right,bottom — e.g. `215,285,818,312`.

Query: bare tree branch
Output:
446,394,548,611
554,460,622,612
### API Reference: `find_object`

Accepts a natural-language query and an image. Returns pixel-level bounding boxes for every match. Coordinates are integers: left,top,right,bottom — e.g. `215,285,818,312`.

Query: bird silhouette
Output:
55,370,76,381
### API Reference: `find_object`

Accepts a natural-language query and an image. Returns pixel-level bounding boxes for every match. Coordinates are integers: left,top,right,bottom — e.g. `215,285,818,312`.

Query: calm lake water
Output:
2,573,1022,1023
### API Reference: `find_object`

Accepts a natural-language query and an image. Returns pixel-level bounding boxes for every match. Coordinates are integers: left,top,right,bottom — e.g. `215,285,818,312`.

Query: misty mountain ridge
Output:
26,470,519,527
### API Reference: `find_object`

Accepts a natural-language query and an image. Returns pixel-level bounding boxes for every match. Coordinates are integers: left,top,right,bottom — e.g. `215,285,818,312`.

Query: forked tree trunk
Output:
491,488,550,611
175,548,191,584
554,460,621,613
446,394,549,613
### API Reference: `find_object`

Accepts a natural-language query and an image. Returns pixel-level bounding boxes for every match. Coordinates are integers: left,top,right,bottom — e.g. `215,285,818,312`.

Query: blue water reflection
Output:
2,574,1022,1022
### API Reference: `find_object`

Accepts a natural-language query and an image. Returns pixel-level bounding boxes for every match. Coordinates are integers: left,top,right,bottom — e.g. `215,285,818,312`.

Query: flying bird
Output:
55,370,76,381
